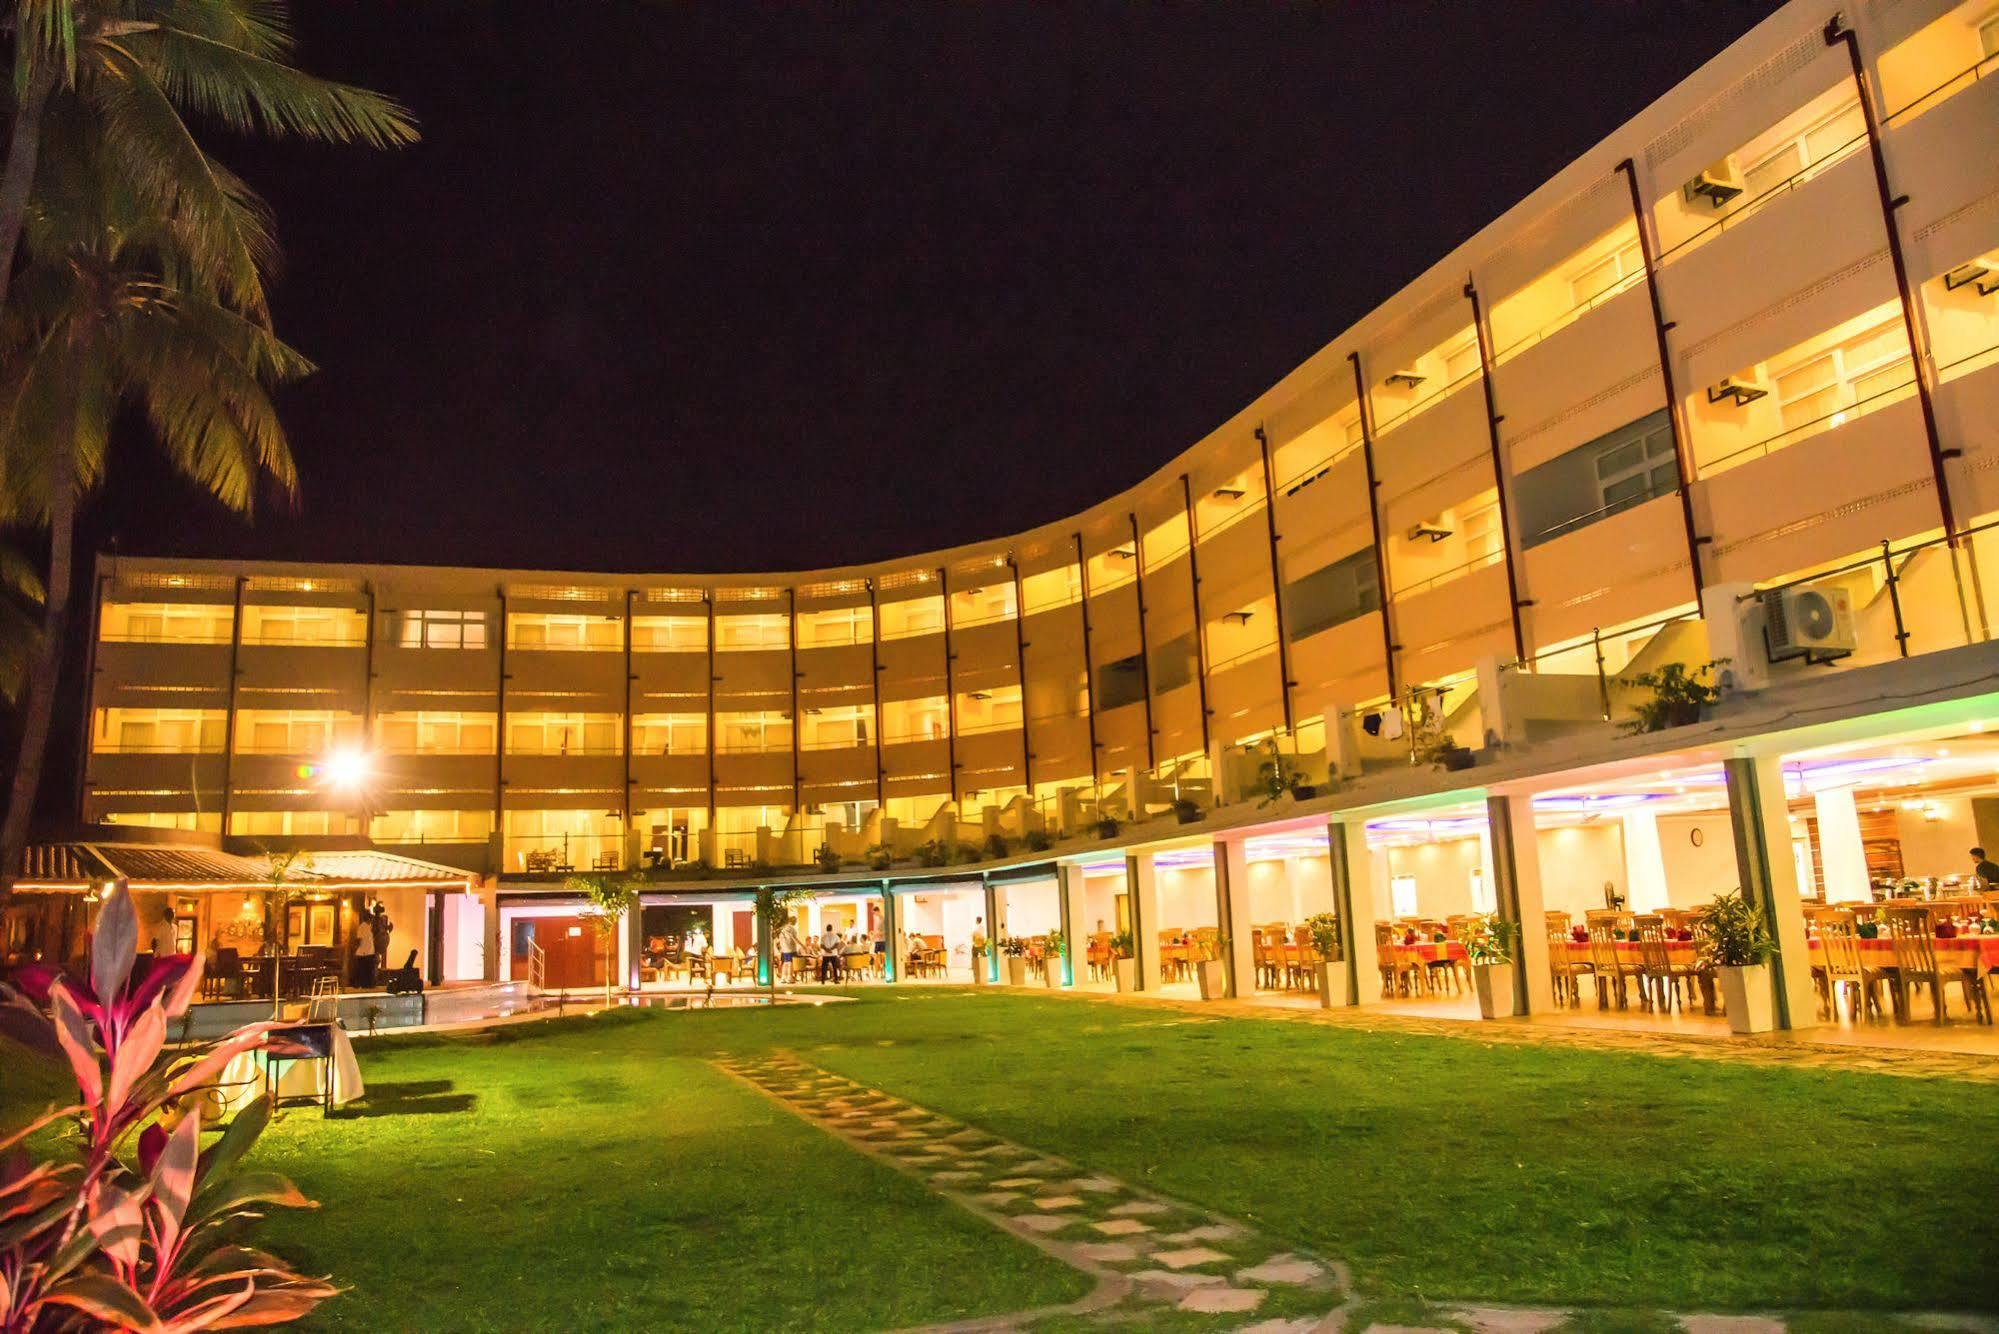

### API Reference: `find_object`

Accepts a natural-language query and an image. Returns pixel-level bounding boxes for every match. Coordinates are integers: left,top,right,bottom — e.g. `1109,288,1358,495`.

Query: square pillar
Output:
1621,810,1670,912
1124,851,1162,991
982,878,1000,983
1327,818,1378,1005
755,894,774,987
1213,837,1254,998
1724,755,1817,1030
1056,862,1087,987
621,905,642,995
1813,786,1870,903
878,884,898,983
1486,794,1555,1016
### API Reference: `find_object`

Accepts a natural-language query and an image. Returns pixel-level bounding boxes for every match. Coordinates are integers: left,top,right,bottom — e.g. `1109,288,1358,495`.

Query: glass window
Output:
801,705,873,750
241,606,366,646
631,615,706,651
371,809,494,843
881,696,950,743
507,613,622,651
1743,98,1863,197
715,613,789,651
714,711,791,753
99,602,234,644
1772,317,1911,429
1567,240,1644,308
504,712,623,755
397,609,488,649
92,708,227,753
374,711,497,754
1442,336,1482,385
631,714,707,755
797,606,872,647
233,710,362,755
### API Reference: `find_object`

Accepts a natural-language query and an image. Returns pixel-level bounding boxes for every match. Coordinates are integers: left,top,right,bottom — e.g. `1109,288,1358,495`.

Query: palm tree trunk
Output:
0,434,76,882
0,62,57,322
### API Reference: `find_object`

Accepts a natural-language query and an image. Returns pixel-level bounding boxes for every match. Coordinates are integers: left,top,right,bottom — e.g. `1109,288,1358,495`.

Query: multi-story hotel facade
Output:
33,0,1999,1033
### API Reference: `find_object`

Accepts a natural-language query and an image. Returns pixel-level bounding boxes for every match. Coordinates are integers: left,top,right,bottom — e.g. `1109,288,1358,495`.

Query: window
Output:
714,711,791,753
371,809,494,844
397,609,487,649
1772,317,1911,429
240,606,366,646
1442,335,1482,385
101,812,221,833
881,696,950,744
715,613,788,651
1150,633,1200,693
631,714,707,755
1594,418,1678,514
1981,10,1999,57
955,686,1022,735
949,583,1016,626
630,615,706,651
234,710,363,755
92,708,226,753
878,595,944,640
801,705,873,750
229,810,358,837
1390,875,1419,919
797,606,872,647
505,712,623,755
1567,240,1644,309
374,711,497,754
1458,502,1502,564
507,613,622,651
1515,410,1677,546
99,602,234,644
1096,655,1147,711
1741,98,1863,198
1284,550,1381,640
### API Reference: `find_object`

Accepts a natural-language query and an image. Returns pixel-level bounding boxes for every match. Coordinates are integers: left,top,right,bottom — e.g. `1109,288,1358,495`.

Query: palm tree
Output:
0,0,416,319
0,125,307,877
0,541,43,702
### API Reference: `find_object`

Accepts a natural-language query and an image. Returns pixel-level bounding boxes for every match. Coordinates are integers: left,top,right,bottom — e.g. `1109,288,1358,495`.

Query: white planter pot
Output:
972,951,989,984
1043,958,1064,987
1315,960,1350,1009
1113,958,1138,992
1717,963,1775,1034
1005,957,1028,987
1196,958,1229,1000
1471,962,1515,1020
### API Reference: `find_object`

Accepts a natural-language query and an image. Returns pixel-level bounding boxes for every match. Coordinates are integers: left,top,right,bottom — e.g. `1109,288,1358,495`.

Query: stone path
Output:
715,1050,1996,1334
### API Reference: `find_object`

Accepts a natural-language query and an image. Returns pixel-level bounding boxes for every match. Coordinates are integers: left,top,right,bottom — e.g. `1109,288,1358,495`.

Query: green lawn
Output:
6,989,1997,1327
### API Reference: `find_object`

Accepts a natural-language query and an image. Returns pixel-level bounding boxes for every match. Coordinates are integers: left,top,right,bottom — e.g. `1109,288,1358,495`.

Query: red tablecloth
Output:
1807,935,1999,969
1390,940,1468,963
1560,939,1697,967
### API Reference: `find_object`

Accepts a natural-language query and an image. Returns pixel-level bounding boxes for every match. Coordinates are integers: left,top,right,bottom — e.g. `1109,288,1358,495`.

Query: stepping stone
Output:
1058,1176,1123,1193
1236,1255,1325,1285
1162,1222,1247,1244
1682,1320,1786,1334
1074,1241,1143,1264
1151,1246,1231,1271
1013,1213,1077,1234
975,1191,1021,1207
1449,1310,1568,1334
1236,1321,1321,1334
1106,1200,1172,1217
992,1177,1041,1189
1091,1218,1152,1237
1177,1286,1266,1315
929,1170,980,1183
1133,1270,1226,1296
1034,1195,1084,1210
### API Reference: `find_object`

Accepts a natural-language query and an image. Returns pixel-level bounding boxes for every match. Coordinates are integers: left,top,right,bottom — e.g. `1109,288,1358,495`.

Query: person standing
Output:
370,902,394,969
148,905,178,958
817,922,842,983
1972,847,1999,888
775,919,802,982
351,914,377,988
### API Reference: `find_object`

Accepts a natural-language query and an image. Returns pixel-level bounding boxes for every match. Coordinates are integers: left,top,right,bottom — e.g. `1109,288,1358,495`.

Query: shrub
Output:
1458,912,1519,965
813,843,841,872
1023,829,1054,851
1094,816,1121,840
1304,912,1342,960
1620,659,1728,735
863,844,894,871
982,832,1011,859
1108,930,1135,960
1694,889,1777,968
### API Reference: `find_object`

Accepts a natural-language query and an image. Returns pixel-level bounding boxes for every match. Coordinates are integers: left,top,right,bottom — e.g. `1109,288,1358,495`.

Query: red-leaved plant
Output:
0,885,335,1330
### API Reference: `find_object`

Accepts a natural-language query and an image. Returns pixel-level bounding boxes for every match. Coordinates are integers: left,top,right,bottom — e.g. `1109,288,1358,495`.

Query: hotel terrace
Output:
15,0,1999,1046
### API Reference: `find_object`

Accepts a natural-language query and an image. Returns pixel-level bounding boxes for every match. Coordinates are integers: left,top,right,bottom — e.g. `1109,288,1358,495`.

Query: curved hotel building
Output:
25,0,1999,1037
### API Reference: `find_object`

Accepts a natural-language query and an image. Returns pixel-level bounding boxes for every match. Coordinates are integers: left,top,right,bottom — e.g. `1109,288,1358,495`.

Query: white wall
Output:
1000,880,1061,937
1656,811,1742,908
1153,865,1218,931
1536,825,1628,918
1891,796,1979,883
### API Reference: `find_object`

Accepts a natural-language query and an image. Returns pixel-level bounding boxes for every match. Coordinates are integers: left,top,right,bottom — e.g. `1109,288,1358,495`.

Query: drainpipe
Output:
219,575,246,836
1073,532,1101,798
493,586,507,863
1824,14,1954,541
788,587,802,814
623,589,636,852
1464,277,1530,665
867,579,885,810
1128,512,1157,773
1006,554,1033,795
1614,158,1706,600
1178,474,1213,755
938,568,960,812
705,591,716,821
1254,425,1296,734
1347,352,1400,699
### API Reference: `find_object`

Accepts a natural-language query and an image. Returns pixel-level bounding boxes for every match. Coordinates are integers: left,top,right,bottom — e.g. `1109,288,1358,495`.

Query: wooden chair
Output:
1810,909,1880,1023
1882,906,1989,1025
1586,920,1632,1010
1634,915,1706,1014
1374,922,1415,998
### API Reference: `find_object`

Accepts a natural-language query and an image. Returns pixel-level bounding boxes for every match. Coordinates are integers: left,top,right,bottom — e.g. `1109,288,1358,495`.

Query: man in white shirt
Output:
818,924,842,983
148,906,178,957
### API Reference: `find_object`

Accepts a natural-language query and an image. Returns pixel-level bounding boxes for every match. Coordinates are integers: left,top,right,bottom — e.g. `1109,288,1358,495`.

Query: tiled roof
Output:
17,841,477,890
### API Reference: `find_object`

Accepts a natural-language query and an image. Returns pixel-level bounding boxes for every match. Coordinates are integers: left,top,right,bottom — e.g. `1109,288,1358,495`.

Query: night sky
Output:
89,0,1780,577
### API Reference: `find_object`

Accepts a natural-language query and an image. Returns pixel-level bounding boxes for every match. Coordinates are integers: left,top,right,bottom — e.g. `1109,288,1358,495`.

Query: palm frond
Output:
14,0,80,90
153,0,298,61
88,40,276,315
0,544,46,606
137,24,418,148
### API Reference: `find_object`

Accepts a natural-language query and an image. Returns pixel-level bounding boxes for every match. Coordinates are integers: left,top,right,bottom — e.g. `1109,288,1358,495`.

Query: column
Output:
878,884,898,983
620,904,642,994
1125,851,1162,990
1056,862,1087,987
711,903,729,955
982,878,1000,983
1326,818,1376,1006
1813,786,1870,904
481,889,501,983
755,895,773,987
1213,837,1254,998
1621,809,1670,912
1724,754,1817,1030
1486,794,1555,1015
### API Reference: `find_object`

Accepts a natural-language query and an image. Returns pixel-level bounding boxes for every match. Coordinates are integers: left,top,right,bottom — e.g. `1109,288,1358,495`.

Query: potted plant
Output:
1042,929,1067,986
1620,659,1727,734
1694,888,1779,1033
1109,930,1138,991
1001,935,1030,986
1458,912,1519,1019
1095,816,1122,840
983,832,1011,859
1304,912,1347,1007
1024,828,1054,851
813,843,841,873
1254,741,1308,806
1172,797,1203,825
1195,938,1229,999
1410,704,1475,771
970,930,990,984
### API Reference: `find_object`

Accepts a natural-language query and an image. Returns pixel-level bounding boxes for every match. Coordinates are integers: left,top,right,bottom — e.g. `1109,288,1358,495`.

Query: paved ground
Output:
718,1038,1996,1333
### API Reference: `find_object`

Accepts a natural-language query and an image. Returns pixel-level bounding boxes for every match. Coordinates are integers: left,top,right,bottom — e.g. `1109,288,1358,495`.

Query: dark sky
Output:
92,0,1781,577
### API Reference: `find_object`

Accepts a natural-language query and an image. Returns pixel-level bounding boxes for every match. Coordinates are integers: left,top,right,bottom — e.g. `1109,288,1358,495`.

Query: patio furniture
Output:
1634,915,1710,1014
1586,922,1633,1010
205,947,244,999
593,852,620,871
1807,909,1881,1022
1881,906,1990,1025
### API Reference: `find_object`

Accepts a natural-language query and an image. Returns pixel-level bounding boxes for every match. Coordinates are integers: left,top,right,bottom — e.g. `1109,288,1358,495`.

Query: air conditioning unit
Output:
1760,583,1856,664
1406,520,1452,544
1707,372,1769,407
1382,369,1426,390
1683,158,1746,209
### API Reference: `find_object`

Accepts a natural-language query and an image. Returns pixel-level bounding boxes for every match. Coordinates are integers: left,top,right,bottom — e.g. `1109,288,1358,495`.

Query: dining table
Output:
1805,933,1999,971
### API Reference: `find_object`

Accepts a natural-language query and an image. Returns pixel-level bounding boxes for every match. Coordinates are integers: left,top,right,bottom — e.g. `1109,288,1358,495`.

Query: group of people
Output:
772,920,886,983
143,898,396,987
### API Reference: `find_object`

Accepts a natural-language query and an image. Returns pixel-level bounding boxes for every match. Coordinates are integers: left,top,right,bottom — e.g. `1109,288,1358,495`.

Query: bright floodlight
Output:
321,748,373,790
